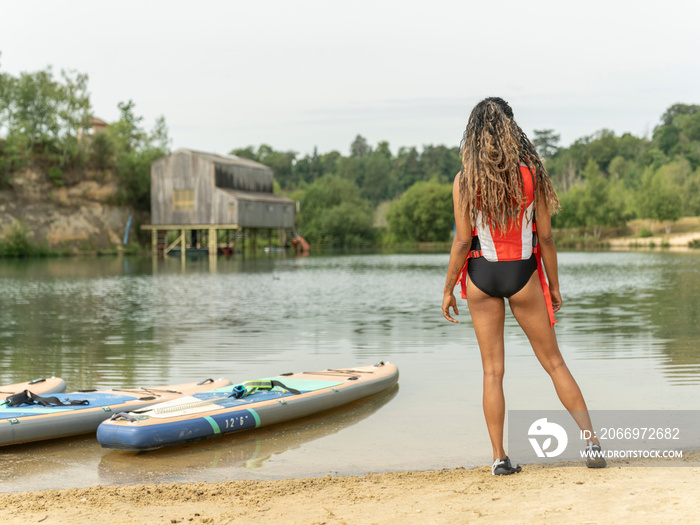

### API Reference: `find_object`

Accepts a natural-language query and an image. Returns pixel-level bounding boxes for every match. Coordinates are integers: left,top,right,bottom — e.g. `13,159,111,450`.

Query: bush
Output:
47,165,64,186
386,179,453,242
0,221,50,257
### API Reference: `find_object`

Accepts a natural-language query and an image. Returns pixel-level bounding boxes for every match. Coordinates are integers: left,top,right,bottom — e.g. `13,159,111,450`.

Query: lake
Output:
1,250,699,492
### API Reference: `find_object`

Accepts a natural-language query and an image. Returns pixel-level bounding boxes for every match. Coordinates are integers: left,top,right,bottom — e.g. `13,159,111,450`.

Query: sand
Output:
1,457,698,525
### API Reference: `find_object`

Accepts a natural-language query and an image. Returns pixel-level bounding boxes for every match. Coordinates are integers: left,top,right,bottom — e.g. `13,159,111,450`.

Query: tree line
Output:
234,102,700,247
231,138,461,247
3,58,699,248
543,103,700,236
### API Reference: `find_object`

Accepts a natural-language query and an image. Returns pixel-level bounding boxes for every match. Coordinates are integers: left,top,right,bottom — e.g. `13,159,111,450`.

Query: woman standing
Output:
441,97,605,475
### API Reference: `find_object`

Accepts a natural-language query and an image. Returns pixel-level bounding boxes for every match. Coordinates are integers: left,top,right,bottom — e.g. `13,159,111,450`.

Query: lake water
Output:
1,250,699,492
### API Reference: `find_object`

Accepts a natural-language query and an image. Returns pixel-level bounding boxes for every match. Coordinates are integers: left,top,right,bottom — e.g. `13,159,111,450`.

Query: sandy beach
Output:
1,454,698,525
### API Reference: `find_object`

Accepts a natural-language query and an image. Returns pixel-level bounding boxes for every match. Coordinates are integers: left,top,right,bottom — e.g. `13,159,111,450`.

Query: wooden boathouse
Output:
142,148,297,256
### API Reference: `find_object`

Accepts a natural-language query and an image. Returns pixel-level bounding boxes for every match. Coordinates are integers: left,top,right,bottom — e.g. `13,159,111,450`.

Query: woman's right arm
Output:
442,173,472,322
535,199,562,312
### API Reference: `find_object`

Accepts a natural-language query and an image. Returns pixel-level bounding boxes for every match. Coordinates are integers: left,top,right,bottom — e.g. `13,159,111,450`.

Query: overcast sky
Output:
2,0,699,158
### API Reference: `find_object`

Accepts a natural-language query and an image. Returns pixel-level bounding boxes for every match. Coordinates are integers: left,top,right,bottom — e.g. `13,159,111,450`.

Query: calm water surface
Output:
0,251,699,492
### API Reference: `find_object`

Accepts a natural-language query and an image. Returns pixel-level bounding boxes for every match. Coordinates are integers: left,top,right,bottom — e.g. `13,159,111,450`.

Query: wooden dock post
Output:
208,227,217,256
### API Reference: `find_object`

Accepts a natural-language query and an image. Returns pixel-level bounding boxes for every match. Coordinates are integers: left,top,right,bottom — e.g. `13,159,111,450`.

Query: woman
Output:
441,97,605,475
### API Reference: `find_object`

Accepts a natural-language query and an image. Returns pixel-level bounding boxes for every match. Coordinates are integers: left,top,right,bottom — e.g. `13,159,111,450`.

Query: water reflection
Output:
0,387,397,492
557,252,700,385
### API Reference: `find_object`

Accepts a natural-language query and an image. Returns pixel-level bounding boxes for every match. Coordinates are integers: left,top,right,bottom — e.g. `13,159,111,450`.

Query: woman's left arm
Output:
442,173,472,323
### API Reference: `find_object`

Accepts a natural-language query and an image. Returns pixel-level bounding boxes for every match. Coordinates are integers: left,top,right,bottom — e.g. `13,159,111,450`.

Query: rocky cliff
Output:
0,168,146,252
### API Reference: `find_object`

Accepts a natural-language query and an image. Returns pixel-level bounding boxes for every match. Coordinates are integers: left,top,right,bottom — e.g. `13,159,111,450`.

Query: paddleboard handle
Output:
110,412,138,422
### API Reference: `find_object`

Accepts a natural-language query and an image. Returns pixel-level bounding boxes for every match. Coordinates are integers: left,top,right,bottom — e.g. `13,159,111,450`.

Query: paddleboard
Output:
97,362,399,451
0,378,231,446
0,377,66,400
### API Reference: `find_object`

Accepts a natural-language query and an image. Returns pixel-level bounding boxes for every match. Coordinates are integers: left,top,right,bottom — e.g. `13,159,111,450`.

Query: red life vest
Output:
456,163,557,327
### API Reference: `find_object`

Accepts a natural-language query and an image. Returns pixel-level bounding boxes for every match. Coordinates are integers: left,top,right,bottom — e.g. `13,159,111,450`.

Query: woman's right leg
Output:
466,278,508,461
507,272,598,442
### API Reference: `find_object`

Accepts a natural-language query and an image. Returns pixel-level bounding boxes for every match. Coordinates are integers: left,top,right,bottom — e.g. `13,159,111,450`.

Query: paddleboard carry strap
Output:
4,390,90,407
229,380,301,399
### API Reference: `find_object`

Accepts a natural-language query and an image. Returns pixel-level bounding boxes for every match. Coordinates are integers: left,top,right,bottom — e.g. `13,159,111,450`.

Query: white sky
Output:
2,0,699,158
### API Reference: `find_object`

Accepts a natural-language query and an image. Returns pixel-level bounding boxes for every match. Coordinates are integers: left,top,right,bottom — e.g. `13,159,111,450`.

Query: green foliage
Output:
230,144,298,189
90,130,115,171
386,179,453,243
533,129,560,158
553,160,629,237
350,134,371,158
109,100,171,211
0,63,90,173
0,221,50,257
0,60,169,212
636,166,683,226
547,103,700,233
683,169,700,216
297,175,374,247
47,165,64,186
658,103,700,128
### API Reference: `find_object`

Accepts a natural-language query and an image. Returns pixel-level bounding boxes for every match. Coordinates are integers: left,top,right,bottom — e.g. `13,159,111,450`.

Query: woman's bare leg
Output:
508,272,599,443
466,278,508,460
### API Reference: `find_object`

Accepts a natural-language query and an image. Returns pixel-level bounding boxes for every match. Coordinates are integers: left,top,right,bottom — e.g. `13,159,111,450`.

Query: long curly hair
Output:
458,97,559,231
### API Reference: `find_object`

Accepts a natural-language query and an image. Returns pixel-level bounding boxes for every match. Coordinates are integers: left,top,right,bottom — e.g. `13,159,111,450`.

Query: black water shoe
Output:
491,456,522,476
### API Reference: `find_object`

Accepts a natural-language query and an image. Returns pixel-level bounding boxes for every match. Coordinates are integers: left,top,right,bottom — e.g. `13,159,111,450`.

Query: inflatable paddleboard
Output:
0,377,66,400
97,362,399,451
0,378,231,446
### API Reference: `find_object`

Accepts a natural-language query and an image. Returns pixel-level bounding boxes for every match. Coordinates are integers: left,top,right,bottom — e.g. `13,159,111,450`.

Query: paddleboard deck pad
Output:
0,377,66,400
97,362,399,451
0,378,231,446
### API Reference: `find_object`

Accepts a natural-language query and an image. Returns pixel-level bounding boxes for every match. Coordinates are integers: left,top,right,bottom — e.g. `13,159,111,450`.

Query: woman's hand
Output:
442,292,459,323
549,288,562,313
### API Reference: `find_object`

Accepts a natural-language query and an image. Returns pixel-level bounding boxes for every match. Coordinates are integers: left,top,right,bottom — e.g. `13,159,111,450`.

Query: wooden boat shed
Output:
142,148,296,256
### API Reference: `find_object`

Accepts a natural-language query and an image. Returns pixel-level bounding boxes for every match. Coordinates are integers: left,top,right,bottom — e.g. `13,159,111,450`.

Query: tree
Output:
256,145,297,189
0,64,90,177
298,175,374,247
108,100,146,154
637,166,683,233
386,179,453,242
684,168,700,216
418,144,461,184
362,141,394,204
230,145,257,160
558,160,628,237
658,103,700,128
109,100,171,211
350,134,371,158
229,144,297,189
392,146,421,192
533,129,560,158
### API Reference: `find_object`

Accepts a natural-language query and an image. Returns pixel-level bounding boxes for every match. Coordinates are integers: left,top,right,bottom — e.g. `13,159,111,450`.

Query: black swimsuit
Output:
467,237,538,298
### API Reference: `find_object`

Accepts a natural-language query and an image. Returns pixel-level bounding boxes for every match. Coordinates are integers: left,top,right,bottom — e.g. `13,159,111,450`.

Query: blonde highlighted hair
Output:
458,97,559,231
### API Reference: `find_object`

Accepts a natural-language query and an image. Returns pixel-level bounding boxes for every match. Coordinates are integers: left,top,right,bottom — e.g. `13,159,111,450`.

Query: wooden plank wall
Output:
151,149,294,228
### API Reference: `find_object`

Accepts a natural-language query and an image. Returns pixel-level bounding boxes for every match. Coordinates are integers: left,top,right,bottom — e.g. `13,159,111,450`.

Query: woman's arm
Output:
534,198,561,312
442,173,472,323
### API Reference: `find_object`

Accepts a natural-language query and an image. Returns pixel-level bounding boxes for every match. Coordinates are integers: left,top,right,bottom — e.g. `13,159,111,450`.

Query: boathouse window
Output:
172,189,195,211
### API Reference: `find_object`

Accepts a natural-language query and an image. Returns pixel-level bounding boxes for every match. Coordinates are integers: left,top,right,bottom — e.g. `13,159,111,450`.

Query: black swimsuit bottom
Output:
467,254,537,298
